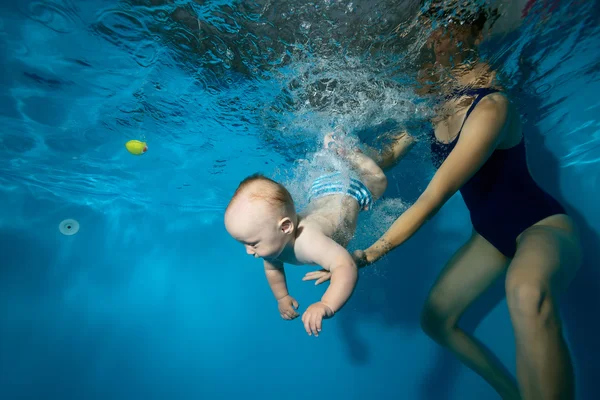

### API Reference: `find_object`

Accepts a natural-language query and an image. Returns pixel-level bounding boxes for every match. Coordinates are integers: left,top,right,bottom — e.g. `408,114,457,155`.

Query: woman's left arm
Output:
361,94,511,264
303,94,511,284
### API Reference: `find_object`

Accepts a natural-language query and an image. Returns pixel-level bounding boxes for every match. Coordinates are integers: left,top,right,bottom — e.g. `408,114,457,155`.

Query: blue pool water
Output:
1,0,599,399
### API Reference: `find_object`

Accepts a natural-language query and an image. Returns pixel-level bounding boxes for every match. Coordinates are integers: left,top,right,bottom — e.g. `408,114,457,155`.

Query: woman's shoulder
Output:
470,90,521,148
474,90,510,117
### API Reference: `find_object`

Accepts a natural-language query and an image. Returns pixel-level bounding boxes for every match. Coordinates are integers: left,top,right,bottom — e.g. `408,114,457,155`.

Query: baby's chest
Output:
274,251,310,266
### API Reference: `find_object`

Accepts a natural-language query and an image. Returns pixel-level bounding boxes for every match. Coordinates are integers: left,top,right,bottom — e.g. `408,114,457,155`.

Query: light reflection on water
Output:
0,0,598,210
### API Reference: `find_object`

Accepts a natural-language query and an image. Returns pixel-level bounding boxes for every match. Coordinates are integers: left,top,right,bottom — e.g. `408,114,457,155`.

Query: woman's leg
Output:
421,230,520,399
506,216,581,400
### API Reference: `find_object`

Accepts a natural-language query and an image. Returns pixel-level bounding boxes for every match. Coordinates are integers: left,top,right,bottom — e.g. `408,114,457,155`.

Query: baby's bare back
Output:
298,194,361,248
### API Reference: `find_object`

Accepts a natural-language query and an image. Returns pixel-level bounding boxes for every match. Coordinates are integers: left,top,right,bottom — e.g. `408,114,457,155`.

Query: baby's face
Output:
225,199,291,261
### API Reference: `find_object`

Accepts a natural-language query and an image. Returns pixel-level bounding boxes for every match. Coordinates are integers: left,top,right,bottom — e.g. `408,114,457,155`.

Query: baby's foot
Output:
324,132,339,148
323,132,347,156
323,131,362,157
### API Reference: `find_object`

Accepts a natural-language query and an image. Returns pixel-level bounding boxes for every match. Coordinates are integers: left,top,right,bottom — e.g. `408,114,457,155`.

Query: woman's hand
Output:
352,249,371,268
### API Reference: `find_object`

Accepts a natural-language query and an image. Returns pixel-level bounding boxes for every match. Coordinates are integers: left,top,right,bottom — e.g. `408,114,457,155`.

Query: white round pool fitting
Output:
59,219,80,236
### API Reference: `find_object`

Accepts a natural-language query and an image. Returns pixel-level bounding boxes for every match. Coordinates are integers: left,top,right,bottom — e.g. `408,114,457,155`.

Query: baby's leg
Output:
347,151,388,200
324,131,414,200
363,131,415,171
324,132,387,200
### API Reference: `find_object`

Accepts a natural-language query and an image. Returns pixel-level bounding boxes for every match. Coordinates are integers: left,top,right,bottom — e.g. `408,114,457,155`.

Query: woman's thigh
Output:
506,216,582,308
422,230,510,327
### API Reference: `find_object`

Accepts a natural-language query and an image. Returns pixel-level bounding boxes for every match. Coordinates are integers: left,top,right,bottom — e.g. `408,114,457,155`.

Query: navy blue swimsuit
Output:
430,88,566,257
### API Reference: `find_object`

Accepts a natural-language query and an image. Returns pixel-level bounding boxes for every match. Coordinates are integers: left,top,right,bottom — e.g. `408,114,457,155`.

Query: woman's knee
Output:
420,296,457,344
505,277,555,322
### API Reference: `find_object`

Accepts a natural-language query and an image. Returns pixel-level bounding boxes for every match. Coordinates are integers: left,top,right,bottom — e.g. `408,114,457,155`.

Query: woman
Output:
303,5,581,400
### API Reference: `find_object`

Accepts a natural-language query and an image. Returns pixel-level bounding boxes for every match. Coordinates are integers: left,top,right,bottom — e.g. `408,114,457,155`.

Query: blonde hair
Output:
227,173,295,216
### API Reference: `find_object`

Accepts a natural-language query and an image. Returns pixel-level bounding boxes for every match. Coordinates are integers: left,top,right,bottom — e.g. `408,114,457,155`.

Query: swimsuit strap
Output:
456,87,501,137
446,86,499,100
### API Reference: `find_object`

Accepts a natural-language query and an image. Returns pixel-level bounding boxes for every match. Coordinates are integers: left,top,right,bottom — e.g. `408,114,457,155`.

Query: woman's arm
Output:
364,94,510,263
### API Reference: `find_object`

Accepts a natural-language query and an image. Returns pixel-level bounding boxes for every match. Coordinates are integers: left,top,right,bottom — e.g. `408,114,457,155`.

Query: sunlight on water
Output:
263,56,432,156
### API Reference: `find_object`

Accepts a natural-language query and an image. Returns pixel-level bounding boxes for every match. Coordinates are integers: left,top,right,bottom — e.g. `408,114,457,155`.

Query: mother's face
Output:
414,21,483,94
425,23,481,67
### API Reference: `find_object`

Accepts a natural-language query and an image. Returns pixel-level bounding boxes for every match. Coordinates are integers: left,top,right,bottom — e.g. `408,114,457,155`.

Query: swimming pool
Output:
1,0,599,399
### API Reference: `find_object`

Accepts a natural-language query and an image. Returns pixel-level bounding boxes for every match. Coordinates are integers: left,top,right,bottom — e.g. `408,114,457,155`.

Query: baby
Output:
224,132,413,336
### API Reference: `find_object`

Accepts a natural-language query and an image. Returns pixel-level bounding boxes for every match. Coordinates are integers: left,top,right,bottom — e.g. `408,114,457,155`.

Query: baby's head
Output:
224,173,297,260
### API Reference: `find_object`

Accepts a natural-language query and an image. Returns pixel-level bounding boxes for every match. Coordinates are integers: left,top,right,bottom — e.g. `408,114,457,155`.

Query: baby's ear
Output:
280,217,294,234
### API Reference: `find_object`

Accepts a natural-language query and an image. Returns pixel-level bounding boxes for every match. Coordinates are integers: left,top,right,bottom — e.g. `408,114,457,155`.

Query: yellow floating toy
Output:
125,140,148,155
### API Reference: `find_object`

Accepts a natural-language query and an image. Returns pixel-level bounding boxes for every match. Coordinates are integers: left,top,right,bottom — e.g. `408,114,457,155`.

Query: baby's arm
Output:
316,248,357,314
264,259,299,320
264,259,288,300
296,231,358,334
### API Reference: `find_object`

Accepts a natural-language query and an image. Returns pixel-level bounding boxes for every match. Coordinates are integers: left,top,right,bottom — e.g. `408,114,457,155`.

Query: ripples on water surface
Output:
1,0,599,214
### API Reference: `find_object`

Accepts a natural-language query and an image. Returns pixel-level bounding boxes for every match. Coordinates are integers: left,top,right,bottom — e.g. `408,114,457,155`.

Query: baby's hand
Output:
302,302,334,337
302,269,332,285
277,295,299,320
